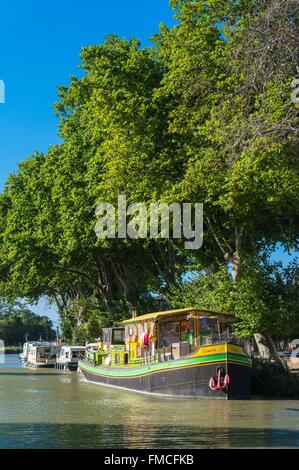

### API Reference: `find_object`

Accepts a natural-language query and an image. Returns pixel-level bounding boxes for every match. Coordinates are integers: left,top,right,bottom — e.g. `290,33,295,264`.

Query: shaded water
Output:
1,355,299,448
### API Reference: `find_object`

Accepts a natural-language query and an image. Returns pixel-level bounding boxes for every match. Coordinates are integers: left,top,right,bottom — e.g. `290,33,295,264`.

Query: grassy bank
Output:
252,359,299,398
4,346,22,354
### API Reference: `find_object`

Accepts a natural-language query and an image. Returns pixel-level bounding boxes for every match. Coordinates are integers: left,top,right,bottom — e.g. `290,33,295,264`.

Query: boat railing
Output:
80,332,246,367
143,333,243,364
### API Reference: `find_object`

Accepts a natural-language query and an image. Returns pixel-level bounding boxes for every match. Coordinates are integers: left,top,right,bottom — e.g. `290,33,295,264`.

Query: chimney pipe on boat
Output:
130,307,137,319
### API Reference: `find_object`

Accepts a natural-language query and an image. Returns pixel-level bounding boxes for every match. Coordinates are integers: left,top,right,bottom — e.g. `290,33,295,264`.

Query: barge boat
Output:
78,308,252,399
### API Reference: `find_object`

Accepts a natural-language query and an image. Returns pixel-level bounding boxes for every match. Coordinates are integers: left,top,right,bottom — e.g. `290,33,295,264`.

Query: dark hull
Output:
25,363,55,368
79,360,252,399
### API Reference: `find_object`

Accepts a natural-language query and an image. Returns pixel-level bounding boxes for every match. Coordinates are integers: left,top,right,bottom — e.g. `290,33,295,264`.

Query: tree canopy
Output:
0,0,298,341
0,302,56,345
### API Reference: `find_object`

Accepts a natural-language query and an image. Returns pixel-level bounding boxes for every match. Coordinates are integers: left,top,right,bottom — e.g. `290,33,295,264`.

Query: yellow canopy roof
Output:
123,307,236,324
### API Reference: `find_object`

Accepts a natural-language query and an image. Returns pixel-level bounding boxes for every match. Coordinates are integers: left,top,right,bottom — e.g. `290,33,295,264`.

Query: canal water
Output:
1,355,299,448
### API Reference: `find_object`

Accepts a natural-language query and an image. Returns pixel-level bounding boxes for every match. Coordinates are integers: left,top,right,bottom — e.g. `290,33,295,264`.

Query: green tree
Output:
0,302,56,345
0,0,298,346
156,0,299,281
171,255,299,337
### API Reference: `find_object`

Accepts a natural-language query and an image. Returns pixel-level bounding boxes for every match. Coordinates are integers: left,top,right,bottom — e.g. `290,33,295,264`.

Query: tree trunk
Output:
230,251,241,284
150,240,178,292
254,333,278,359
112,262,135,310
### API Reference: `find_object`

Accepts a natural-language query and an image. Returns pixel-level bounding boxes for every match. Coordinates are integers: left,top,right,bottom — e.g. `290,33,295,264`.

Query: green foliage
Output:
157,0,299,272
60,296,127,344
252,360,299,397
0,301,56,345
0,0,298,341
170,256,299,337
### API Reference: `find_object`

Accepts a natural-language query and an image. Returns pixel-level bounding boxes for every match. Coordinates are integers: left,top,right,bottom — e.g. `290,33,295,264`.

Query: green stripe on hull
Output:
79,352,251,378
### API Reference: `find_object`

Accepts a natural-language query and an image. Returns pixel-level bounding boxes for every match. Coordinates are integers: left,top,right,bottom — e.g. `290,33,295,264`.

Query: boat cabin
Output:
122,308,236,363
85,308,237,367
102,327,125,348
85,327,126,365
20,341,45,362
56,345,86,370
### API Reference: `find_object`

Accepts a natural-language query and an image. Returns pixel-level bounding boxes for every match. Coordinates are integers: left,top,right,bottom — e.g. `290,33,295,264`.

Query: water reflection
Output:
0,424,299,449
0,355,299,448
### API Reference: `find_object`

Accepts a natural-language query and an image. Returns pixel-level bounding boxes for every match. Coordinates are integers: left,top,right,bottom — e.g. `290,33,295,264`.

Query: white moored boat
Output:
25,343,61,368
56,346,85,371
20,341,44,363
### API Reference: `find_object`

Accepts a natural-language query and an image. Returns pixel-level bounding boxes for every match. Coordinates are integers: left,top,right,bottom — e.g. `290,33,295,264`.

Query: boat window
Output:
129,324,137,342
103,328,112,345
112,329,125,344
149,321,155,337
138,323,143,339
124,353,129,365
198,317,220,345
159,322,180,347
125,326,130,342
115,353,120,365
180,319,194,345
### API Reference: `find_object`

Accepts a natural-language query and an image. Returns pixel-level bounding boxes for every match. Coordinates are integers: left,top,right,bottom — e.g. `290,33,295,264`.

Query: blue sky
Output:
0,0,174,326
0,0,175,189
0,1,297,327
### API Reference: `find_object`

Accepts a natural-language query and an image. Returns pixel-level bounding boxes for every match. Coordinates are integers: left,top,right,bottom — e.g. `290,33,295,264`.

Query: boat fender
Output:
104,354,112,366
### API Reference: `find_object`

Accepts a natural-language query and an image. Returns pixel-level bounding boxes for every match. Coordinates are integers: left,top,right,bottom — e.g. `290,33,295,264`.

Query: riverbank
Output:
4,346,22,354
252,359,299,398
